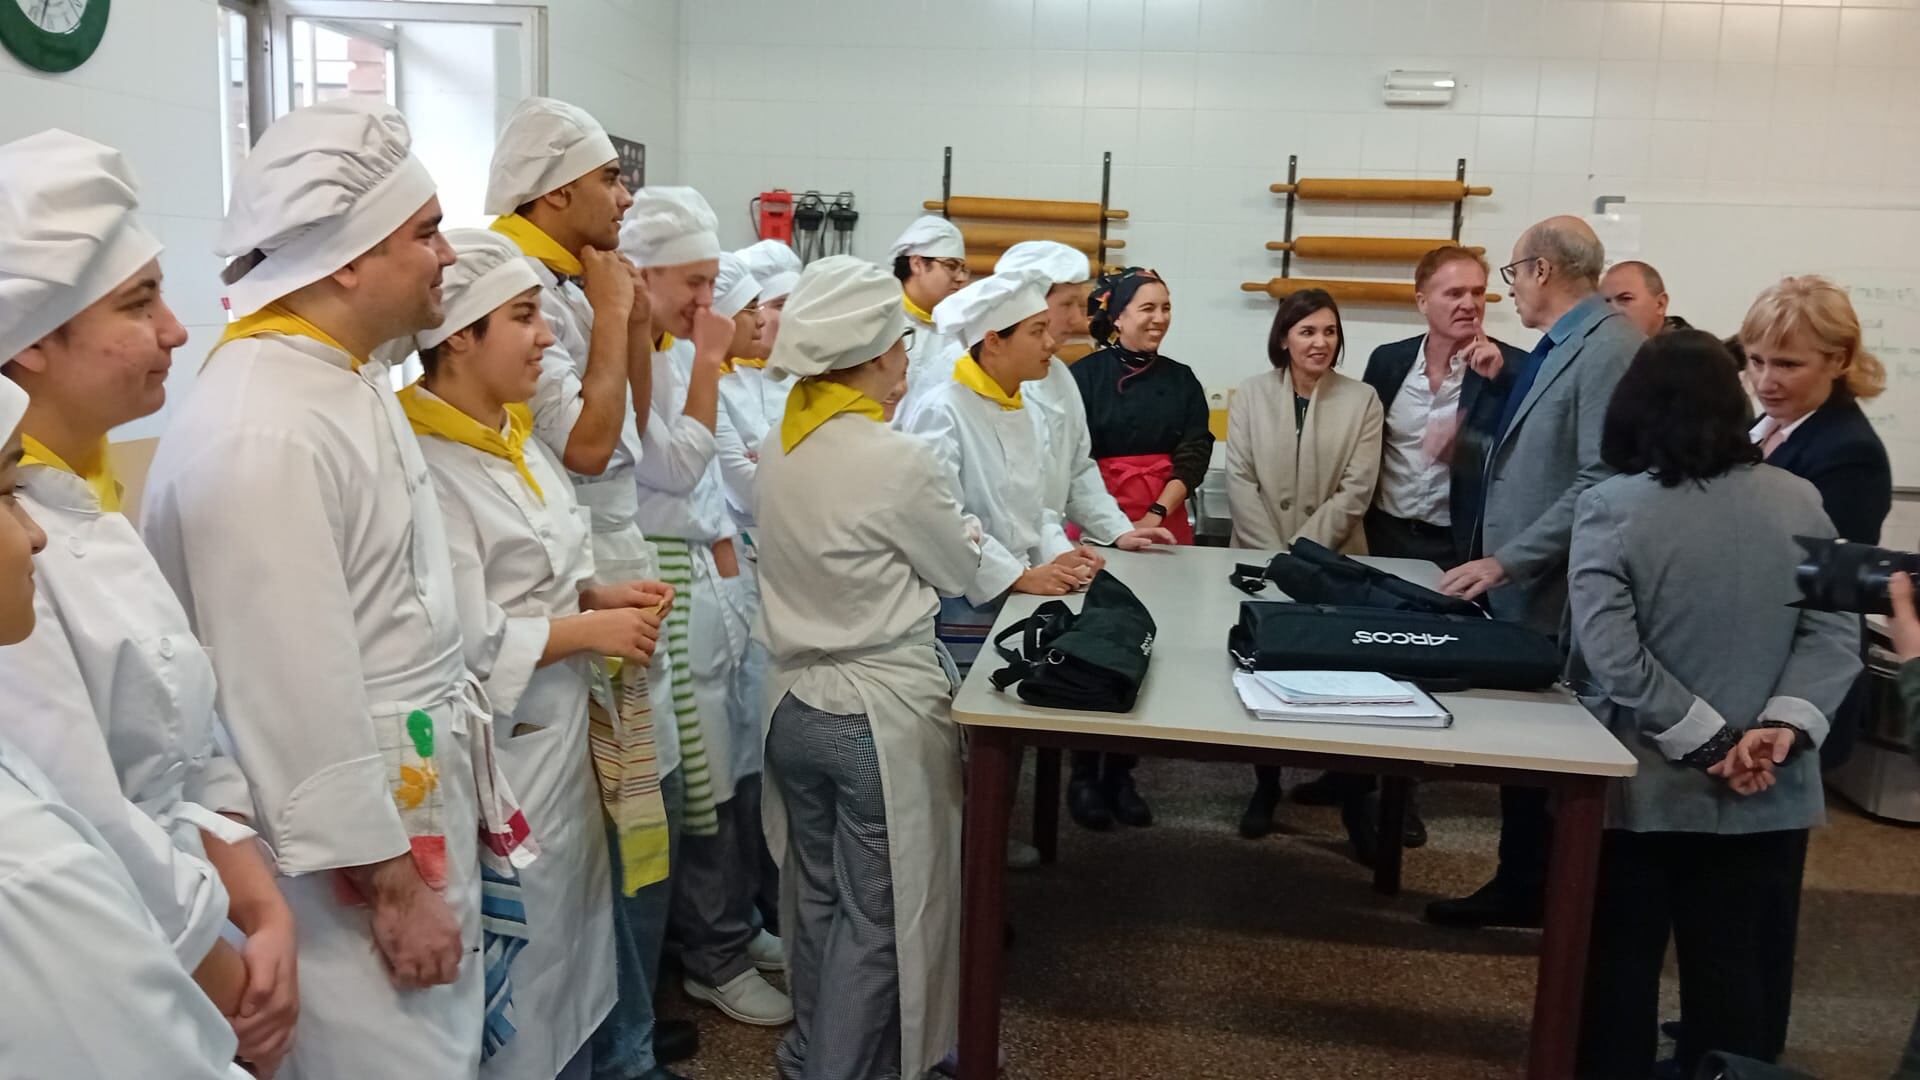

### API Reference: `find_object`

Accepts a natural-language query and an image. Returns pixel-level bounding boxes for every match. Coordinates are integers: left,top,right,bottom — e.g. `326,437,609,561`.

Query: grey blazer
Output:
1479,294,1641,637
1567,465,1862,834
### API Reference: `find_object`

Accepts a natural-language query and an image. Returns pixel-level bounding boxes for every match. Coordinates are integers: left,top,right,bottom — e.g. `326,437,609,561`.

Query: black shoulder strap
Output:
990,601,1072,692
1229,563,1270,595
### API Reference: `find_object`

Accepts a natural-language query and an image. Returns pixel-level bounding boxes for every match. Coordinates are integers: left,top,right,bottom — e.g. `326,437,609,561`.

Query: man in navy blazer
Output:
1429,216,1642,929
1360,246,1526,569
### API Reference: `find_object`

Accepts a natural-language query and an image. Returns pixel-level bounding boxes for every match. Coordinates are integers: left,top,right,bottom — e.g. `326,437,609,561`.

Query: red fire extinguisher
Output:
751,189,795,242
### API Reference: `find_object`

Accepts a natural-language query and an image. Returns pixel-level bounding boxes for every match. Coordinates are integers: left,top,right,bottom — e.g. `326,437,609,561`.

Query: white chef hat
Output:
995,240,1091,287
485,97,618,216
888,215,965,261
767,256,909,380
0,130,164,363
712,252,761,320
619,186,720,268
933,270,1050,349
0,377,27,443
218,98,437,317
734,239,802,303
416,229,542,350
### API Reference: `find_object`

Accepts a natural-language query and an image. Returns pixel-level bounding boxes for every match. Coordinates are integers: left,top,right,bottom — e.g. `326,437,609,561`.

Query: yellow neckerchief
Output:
952,354,1023,411
654,332,676,352
780,378,884,452
901,292,933,325
396,382,544,502
719,356,768,376
489,213,583,277
20,434,121,513
214,303,365,370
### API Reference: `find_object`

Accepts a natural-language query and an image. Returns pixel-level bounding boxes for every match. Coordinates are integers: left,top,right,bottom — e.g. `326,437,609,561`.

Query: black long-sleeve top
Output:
1069,344,1215,492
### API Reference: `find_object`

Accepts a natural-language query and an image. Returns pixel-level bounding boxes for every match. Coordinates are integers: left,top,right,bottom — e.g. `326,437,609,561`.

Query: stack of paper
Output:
1233,671,1451,728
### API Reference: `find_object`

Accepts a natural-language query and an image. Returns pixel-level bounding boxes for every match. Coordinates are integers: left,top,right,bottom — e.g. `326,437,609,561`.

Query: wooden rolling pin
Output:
1267,236,1485,260
924,196,1129,223
1241,278,1504,304
1268,179,1493,202
958,221,1124,254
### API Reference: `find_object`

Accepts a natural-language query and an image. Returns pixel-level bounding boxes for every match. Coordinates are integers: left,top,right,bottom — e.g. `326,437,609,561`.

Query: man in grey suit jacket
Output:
1427,215,1643,929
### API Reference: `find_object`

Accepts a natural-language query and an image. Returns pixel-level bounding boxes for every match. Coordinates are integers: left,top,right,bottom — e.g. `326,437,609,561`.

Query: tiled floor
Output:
660,760,1920,1079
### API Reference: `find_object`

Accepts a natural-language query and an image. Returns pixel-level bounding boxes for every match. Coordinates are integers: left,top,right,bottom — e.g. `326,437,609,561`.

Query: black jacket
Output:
1361,334,1526,559
1764,394,1893,544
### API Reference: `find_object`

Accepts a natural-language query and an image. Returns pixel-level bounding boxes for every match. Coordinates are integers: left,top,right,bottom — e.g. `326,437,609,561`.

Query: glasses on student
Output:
899,327,918,353
1500,256,1543,286
927,257,967,276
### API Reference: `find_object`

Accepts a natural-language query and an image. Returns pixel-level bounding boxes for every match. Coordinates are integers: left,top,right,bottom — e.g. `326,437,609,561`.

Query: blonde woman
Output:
1737,274,1892,1056
1739,275,1891,545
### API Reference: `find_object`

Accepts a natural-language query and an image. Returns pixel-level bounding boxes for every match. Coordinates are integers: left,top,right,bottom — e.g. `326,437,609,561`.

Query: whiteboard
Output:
1589,201,1920,490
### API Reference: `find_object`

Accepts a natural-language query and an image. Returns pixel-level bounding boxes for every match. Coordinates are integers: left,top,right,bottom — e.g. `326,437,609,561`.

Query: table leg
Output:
960,728,1016,1080
1373,775,1409,896
1032,746,1061,864
1528,776,1606,1080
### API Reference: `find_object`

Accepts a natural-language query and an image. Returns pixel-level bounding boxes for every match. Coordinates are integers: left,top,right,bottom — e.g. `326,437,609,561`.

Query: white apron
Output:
761,643,963,1079
419,421,617,1078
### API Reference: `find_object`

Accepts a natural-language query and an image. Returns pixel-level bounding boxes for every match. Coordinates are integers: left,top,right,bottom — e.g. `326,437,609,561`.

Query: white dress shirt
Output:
1375,335,1467,527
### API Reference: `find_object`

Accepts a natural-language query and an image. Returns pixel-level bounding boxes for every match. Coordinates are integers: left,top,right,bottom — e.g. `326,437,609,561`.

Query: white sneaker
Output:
683,969,794,1026
748,928,786,972
1006,838,1041,870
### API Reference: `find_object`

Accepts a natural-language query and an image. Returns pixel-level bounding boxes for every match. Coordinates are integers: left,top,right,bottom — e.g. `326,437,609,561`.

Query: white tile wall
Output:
4,0,680,442
679,0,1920,398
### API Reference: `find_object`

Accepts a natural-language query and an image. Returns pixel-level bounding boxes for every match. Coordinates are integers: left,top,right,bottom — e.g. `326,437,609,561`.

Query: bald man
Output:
1431,215,1642,930
1601,260,1689,339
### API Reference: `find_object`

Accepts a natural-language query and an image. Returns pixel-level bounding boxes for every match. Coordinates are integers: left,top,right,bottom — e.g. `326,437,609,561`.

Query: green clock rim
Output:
0,0,111,74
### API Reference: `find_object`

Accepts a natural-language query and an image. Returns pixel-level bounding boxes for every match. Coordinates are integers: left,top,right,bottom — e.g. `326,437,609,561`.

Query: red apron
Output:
1087,452,1193,545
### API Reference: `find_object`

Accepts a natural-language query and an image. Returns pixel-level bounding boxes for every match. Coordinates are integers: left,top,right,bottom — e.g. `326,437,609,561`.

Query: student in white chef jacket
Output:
0,130,299,1072
707,252,787,950
485,95,697,1079
622,187,794,1026
992,241,1133,551
0,379,243,1080
755,255,987,1080
906,271,1172,669
400,231,677,1079
716,242,803,524
142,99,533,1080
890,215,970,423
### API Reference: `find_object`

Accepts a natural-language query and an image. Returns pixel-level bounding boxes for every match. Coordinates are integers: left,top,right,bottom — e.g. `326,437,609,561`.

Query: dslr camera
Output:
1795,537,1920,615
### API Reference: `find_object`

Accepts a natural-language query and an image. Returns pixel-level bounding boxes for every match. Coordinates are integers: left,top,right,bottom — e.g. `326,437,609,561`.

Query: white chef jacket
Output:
416,400,617,1079
0,737,249,1080
0,463,256,969
896,299,964,428
520,253,645,481
1375,335,1466,527
754,408,982,1076
1025,356,1134,550
143,335,485,1080
714,363,794,530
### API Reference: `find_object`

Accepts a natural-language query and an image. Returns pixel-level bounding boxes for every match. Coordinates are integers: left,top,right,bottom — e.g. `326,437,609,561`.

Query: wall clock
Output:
1,0,110,74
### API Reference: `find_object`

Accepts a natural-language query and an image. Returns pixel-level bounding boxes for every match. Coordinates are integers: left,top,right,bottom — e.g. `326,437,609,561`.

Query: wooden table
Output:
950,546,1637,1079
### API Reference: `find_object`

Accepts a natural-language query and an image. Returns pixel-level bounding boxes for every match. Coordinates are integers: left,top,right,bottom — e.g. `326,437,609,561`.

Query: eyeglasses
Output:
1500,256,1544,287
927,257,967,277
899,326,918,353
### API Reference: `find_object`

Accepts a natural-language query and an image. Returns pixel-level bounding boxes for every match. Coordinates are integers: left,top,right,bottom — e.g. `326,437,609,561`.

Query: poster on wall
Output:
613,136,646,191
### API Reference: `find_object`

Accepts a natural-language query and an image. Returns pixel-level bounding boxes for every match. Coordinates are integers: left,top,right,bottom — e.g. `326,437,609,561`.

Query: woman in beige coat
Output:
1226,288,1383,554
1226,288,1385,835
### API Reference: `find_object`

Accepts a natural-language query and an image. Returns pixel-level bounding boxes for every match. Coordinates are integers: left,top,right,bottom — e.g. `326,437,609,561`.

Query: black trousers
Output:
1576,828,1810,1079
1497,784,1552,894
1363,507,1460,569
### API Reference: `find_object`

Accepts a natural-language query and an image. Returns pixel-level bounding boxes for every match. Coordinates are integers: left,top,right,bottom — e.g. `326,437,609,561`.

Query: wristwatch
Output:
1147,502,1169,519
